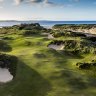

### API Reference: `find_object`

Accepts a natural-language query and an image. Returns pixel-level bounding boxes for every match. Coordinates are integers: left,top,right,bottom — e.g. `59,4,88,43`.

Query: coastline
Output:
1,21,96,28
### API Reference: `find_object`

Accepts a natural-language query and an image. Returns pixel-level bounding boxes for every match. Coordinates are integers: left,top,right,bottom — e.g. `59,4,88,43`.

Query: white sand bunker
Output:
0,68,13,83
48,34,54,39
41,33,49,35
48,44,64,50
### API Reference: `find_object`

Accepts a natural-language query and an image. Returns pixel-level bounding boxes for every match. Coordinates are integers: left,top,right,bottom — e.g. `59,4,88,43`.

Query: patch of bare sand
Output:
0,68,13,83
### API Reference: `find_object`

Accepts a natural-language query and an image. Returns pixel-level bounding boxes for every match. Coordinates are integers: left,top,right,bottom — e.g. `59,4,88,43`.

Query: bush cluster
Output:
0,40,12,52
49,40,96,54
17,23,44,30
53,24,96,30
23,30,40,36
76,62,96,70
52,31,86,38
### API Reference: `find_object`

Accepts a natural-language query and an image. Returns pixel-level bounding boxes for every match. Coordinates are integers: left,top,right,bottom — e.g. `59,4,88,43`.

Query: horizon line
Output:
1,20,96,21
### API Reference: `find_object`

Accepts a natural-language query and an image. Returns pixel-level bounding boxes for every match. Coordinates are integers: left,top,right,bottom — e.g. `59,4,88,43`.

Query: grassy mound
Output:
0,53,18,77
53,24,96,30
48,39,96,54
0,23,96,96
52,31,86,38
14,23,44,30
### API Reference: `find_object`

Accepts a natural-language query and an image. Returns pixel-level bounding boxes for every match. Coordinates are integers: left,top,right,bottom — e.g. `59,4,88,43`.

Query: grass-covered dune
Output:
0,23,96,96
53,24,96,35
53,24,96,30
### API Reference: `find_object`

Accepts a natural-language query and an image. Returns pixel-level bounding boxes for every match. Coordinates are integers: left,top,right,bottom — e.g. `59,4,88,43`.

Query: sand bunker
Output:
0,68,13,83
48,44,64,50
41,33,49,35
48,34,54,39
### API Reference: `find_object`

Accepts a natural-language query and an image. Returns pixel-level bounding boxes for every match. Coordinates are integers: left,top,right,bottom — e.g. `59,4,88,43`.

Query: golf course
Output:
0,23,96,96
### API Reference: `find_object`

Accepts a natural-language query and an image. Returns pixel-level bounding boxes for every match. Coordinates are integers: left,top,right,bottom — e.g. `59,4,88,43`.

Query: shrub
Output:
71,32,86,37
2,37,13,40
18,23,44,30
53,24,96,30
76,62,96,70
87,37,96,42
79,63,91,69
23,30,40,36
0,40,12,52
52,32,65,37
48,40,96,54
64,40,79,49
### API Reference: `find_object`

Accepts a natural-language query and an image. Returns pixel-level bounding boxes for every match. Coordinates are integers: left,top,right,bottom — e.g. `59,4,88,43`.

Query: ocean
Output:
0,21,96,28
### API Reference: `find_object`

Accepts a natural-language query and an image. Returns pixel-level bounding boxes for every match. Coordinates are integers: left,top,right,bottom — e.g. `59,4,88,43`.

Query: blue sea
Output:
0,21,96,28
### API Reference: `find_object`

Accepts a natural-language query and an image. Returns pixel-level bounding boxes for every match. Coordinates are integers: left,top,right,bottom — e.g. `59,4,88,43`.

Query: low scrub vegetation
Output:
48,39,96,54
0,40,12,52
22,30,40,36
76,62,96,70
53,24,96,30
0,23,96,96
0,23,49,35
52,31,86,38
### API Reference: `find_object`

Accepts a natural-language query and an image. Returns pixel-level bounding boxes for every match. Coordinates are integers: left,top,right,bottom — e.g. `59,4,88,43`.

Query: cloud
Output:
14,0,22,5
44,0,54,5
14,0,44,5
13,0,79,7
0,0,3,2
0,0,3,9
43,0,58,7
0,6,3,8
14,0,57,6
26,0,43,4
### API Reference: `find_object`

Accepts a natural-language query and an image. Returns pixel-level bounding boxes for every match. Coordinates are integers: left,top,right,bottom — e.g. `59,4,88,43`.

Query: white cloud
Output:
0,6,3,8
0,0,3,9
14,0,43,5
14,0,58,6
43,0,58,7
13,0,79,8
0,0,3,2
14,0,22,5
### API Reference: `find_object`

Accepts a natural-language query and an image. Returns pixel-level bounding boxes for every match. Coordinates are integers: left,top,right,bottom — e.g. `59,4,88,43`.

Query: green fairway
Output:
0,24,96,96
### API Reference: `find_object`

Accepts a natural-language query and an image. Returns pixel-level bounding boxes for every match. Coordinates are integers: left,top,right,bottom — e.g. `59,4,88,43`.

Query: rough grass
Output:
0,33,96,96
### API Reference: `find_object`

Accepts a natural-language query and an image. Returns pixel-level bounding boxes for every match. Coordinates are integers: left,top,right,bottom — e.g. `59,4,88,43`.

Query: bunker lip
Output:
48,44,64,50
0,68,13,83
0,53,18,83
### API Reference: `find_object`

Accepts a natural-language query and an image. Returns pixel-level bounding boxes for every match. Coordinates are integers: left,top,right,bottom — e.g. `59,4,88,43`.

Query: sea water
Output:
0,21,96,28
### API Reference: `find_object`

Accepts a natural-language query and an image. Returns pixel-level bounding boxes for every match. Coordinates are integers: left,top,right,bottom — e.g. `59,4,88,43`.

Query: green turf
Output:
0,32,96,96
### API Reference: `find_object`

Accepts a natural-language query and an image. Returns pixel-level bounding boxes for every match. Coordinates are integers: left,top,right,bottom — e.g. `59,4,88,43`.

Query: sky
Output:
0,0,96,21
